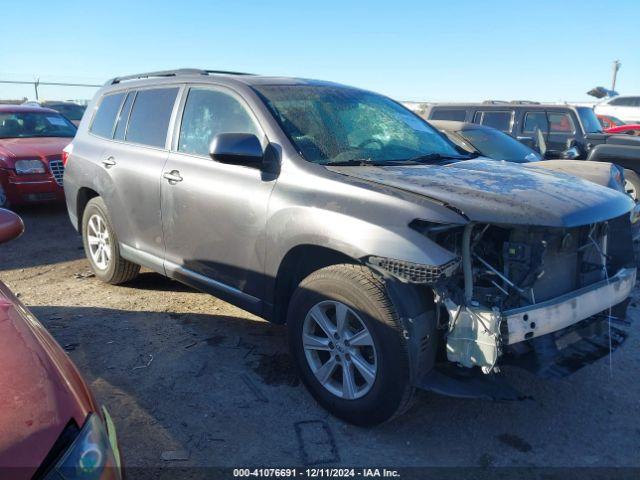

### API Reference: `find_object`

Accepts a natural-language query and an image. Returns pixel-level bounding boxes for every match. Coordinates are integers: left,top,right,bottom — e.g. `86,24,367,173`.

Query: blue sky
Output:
1,0,638,102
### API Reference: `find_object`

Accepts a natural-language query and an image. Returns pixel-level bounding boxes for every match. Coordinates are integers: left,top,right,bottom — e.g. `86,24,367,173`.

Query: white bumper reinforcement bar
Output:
504,267,636,345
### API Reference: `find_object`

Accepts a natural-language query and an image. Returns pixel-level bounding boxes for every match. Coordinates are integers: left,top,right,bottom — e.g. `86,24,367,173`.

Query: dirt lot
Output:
2,204,640,476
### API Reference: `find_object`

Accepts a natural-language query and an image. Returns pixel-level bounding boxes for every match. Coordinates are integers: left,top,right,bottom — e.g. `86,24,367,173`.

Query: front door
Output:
161,86,276,313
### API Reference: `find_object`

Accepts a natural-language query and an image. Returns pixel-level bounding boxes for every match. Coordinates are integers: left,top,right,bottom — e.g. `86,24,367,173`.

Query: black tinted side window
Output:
523,112,549,133
90,93,124,138
126,88,179,148
430,109,467,121
474,111,512,132
113,92,135,141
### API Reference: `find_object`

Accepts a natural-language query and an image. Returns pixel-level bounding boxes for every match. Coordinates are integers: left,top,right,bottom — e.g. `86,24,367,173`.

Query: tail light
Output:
62,143,73,166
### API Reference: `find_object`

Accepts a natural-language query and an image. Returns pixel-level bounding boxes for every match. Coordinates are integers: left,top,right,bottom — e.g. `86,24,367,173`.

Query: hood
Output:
605,124,640,134
0,282,95,474
525,160,618,190
587,132,640,148
328,159,633,227
0,137,72,163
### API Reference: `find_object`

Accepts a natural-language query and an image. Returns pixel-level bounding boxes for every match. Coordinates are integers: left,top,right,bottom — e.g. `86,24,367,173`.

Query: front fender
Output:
264,205,459,280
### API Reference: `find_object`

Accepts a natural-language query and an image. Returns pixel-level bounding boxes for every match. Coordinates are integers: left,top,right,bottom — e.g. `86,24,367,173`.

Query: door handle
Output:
102,157,117,168
163,170,183,184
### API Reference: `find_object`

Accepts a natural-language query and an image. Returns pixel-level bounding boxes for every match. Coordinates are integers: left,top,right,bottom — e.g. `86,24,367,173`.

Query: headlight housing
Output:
45,413,121,480
15,159,46,174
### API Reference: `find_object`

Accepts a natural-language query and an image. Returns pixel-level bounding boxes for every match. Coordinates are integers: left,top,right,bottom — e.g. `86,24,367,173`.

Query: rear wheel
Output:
82,197,140,284
287,264,413,426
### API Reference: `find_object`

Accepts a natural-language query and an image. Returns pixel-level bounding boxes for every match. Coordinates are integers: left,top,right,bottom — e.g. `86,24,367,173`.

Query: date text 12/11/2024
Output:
233,468,401,478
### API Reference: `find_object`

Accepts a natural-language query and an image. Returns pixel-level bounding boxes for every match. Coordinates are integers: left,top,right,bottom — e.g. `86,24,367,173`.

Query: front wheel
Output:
82,197,140,284
287,264,414,426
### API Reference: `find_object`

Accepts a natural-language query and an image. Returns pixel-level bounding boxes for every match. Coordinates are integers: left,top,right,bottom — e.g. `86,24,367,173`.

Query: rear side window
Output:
90,93,124,138
523,111,549,133
609,97,640,107
473,111,513,132
113,92,135,141
126,88,179,148
548,112,575,133
429,108,467,121
178,88,260,156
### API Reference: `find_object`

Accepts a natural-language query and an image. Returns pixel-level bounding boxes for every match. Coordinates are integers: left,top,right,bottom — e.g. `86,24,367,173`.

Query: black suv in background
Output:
423,101,640,158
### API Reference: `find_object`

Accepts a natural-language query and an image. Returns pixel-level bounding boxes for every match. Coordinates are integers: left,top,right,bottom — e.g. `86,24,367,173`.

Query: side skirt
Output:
120,243,264,318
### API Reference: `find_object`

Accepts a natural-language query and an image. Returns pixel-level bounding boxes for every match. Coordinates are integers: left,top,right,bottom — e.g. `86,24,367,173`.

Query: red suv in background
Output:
0,208,122,479
0,105,76,209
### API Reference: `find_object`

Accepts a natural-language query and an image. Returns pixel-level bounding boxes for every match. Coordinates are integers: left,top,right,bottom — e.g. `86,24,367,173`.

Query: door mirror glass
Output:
0,209,24,245
209,133,264,168
561,146,581,160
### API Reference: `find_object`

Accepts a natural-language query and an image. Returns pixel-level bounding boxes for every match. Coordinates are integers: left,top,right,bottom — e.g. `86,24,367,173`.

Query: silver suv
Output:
64,69,636,425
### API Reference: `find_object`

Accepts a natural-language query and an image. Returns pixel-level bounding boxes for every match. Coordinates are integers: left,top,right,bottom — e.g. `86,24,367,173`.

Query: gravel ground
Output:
1,204,639,476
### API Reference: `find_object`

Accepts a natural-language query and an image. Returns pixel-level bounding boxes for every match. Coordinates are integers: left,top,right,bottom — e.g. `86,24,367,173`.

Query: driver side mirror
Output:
209,133,264,169
562,139,583,160
0,209,24,245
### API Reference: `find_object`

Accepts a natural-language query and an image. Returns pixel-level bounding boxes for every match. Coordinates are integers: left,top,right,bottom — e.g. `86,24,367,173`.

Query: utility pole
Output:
611,60,621,92
34,77,40,101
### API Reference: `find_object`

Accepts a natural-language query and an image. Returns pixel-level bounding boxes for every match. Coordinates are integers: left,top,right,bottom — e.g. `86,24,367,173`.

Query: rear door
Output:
99,86,180,265
160,85,276,312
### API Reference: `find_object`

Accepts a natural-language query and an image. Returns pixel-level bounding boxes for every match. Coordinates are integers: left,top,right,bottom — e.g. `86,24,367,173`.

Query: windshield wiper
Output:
406,152,478,163
325,159,392,166
324,152,478,167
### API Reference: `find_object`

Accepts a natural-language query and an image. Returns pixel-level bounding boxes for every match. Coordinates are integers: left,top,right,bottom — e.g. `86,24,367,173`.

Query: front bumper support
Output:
504,267,636,345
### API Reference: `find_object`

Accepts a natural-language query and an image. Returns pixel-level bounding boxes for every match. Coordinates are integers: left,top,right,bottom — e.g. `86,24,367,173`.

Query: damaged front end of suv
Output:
355,161,637,399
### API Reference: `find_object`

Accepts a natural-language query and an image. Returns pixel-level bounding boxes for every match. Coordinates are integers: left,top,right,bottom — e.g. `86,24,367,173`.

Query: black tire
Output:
287,264,414,426
82,197,140,284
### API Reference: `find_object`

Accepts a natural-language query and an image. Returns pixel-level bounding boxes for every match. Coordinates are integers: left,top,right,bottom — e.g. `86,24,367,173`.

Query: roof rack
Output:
509,100,541,105
482,100,509,105
107,68,254,85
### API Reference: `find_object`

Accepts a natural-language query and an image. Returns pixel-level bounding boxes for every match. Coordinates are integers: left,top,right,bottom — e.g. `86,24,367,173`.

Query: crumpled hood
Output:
328,159,633,227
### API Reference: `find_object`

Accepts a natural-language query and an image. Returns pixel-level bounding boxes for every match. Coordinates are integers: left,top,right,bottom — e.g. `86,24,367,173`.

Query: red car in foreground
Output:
0,209,122,479
597,114,640,136
0,105,76,209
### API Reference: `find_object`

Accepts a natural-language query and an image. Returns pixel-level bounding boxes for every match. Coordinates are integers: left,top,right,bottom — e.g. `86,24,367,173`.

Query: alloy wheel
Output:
87,214,112,270
302,300,378,400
